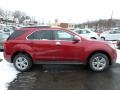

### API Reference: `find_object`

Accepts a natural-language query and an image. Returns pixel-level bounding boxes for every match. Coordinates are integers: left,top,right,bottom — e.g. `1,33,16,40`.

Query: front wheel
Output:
89,53,109,72
13,54,32,72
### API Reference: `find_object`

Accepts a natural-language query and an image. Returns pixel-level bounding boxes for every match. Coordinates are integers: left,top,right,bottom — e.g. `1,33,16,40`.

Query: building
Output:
50,19,75,30
59,23,75,30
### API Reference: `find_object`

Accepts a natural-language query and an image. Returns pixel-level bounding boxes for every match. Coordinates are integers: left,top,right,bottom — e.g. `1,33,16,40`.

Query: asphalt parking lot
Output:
8,63,120,90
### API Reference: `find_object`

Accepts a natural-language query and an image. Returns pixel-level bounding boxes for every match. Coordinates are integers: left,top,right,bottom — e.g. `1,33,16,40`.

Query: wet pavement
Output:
8,64,120,90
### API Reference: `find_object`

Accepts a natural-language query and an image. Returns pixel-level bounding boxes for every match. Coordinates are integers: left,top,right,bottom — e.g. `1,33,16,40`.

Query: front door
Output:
53,30,82,61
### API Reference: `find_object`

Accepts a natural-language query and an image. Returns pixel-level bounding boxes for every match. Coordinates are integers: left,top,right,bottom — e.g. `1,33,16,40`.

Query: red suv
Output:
4,26,117,72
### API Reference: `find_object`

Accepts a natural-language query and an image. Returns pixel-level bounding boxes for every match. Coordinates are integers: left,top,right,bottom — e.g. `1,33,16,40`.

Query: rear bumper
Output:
111,49,117,64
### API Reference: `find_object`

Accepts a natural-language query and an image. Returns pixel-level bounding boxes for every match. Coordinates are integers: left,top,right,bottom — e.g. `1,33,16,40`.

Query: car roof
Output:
21,25,50,28
103,30,116,33
74,28,91,31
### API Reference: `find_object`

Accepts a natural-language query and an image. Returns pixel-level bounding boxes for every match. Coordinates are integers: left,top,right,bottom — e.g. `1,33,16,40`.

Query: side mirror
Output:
73,36,80,42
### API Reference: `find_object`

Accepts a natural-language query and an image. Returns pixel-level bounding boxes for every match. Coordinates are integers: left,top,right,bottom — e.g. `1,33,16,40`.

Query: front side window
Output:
28,30,53,40
54,30,74,40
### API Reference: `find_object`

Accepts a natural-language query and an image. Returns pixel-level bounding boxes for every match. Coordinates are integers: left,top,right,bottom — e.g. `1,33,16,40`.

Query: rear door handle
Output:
56,42,61,46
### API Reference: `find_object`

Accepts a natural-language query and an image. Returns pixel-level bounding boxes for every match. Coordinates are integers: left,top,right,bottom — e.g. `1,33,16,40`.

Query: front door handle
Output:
56,42,61,46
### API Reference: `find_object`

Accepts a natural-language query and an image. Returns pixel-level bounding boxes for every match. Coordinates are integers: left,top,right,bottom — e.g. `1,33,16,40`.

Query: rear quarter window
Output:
7,30,27,40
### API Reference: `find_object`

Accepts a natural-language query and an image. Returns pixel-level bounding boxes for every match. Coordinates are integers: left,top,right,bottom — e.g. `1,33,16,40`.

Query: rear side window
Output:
28,30,53,40
7,30,27,40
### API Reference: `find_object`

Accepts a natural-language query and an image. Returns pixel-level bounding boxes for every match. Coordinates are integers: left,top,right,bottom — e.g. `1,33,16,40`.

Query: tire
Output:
101,37,105,41
89,53,109,72
13,54,32,72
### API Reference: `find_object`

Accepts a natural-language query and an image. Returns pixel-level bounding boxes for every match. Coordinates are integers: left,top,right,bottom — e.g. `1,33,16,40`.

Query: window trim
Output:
26,30,36,40
26,29,81,42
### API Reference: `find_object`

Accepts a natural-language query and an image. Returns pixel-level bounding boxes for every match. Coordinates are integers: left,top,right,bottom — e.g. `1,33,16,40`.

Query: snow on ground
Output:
0,52,19,90
116,49,120,63
0,49,120,90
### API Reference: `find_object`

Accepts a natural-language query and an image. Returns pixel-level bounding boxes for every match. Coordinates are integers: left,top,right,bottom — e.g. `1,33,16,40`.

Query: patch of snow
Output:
116,49,120,63
0,52,19,90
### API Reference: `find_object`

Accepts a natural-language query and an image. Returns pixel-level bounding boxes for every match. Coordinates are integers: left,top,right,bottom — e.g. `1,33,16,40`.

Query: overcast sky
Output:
0,0,120,23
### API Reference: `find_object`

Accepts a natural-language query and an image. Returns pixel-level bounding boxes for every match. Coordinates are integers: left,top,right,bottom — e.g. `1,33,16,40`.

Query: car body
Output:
0,33,9,50
100,30,120,41
74,28,100,40
4,26,117,72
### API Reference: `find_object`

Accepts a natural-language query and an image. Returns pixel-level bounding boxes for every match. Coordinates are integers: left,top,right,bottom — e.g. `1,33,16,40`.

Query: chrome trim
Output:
26,30,37,40
26,30,81,43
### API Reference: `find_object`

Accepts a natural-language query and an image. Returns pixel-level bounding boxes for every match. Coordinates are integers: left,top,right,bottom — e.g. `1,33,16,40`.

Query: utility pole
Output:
110,10,113,29
86,19,89,28
5,10,8,27
111,10,113,19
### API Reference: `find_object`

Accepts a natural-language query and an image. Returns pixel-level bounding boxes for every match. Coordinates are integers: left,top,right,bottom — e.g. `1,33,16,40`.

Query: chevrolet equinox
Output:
3,26,117,72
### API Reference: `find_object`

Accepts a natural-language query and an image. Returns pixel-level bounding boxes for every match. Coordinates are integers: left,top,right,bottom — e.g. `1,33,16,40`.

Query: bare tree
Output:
0,8,5,16
13,10,27,23
13,11,24,18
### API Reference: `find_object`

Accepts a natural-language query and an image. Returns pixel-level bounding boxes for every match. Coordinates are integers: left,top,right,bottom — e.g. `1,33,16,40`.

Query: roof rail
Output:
21,25,50,28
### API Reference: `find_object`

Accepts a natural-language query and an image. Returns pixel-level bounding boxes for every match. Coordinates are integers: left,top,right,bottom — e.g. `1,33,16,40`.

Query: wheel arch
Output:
87,50,112,65
11,51,33,63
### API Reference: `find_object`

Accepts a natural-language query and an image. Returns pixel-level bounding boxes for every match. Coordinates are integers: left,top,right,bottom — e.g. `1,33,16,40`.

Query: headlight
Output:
108,43,116,50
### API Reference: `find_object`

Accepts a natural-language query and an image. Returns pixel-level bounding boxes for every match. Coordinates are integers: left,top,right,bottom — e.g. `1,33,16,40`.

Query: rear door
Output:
27,30,57,61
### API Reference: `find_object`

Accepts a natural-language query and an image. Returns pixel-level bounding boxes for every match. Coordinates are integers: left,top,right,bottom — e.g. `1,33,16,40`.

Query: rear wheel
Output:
89,53,109,72
13,54,32,72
